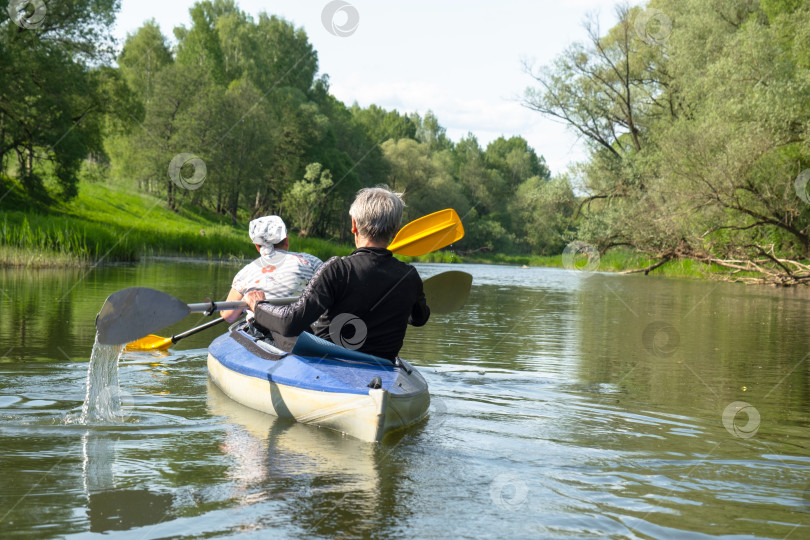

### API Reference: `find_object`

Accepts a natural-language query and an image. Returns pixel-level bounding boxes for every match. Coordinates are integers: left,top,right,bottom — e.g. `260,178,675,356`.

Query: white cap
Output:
249,216,287,256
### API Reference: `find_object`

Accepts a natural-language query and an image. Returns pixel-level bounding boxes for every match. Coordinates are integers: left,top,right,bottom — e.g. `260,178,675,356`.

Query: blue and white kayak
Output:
207,324,430,442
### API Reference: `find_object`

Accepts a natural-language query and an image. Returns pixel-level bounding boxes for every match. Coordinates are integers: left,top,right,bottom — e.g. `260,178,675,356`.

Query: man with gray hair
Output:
244,186,430,359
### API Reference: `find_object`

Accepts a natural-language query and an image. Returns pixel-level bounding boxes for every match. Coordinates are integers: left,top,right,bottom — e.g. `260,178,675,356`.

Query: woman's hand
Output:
243,290,266,311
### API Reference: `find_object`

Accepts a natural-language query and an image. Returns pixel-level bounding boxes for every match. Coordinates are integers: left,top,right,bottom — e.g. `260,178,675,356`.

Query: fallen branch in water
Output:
614,243,810,286
620,256,674,275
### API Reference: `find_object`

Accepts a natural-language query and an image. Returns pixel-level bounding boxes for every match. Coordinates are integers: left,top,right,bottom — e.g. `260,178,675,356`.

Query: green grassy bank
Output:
0,178,353,268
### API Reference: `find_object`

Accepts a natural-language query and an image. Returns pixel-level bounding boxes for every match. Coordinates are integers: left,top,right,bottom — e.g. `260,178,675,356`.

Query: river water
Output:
1,260,809,538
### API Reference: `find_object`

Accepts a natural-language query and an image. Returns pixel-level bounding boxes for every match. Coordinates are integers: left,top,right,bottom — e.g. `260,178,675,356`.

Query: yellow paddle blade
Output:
125,334,173,351
388,209,464,256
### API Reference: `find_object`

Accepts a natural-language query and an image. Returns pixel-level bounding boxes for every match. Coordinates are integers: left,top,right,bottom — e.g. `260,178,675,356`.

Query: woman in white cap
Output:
221,215,322,324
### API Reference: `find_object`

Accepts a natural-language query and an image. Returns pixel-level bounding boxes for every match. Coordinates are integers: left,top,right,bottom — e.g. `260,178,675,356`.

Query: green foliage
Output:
175,1,227,84
412,110,453,152
0,0,121,200
118,19,173,107
512,174,576,254
761,0,804,19
351,104,416,143
282,163,334,235
381,139,434,195
525,0,810,282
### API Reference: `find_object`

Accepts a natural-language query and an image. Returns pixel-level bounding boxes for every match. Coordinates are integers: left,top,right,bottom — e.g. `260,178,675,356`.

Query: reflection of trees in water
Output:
1,268,84,360
575,275,810,423
207,379,405,537
404,282,573,371
0,262,240,362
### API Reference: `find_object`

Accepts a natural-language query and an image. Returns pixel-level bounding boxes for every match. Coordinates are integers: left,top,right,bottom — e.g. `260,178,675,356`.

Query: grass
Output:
0,178,353,267
0,245,85,268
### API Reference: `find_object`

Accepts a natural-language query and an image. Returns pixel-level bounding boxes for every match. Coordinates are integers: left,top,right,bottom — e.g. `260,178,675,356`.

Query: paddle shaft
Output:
186,296,297,314
171,316,227,343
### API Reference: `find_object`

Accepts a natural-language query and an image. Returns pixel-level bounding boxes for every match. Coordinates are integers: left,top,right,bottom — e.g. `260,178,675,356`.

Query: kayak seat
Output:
292,332,394,366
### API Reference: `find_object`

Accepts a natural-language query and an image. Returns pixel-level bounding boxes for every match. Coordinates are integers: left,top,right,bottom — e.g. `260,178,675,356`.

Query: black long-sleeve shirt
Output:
253,247,430,359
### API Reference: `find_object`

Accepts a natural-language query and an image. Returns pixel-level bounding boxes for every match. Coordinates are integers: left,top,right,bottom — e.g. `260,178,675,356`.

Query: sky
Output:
112,0,624,175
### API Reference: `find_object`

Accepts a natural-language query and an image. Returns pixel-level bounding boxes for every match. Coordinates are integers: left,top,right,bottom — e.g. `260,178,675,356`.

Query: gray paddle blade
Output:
423,271,473,315
96,287,191,345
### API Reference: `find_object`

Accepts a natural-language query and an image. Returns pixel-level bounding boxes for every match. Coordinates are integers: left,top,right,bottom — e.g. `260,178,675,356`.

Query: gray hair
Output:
349,186,405,243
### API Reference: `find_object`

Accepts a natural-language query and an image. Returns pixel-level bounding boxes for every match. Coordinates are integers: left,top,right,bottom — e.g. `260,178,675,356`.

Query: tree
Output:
282,163,333,236
485,136,550,189
648,0,810,277
118,19,173,108
454,133,504,215
512,174,577,254
351,104,416,143
174,1,227,85
412,110,452,152
249,12,318,95
0,0,121,200
128,63,212,209
524,0,810,284
381,139,434,195
193,78,276,223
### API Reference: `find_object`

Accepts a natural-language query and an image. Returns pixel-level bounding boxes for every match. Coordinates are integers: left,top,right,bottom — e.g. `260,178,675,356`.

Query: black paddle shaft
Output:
172,316,228,343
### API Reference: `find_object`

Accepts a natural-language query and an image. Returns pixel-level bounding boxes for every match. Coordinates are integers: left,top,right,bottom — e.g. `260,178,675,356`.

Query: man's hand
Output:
243,290,266,311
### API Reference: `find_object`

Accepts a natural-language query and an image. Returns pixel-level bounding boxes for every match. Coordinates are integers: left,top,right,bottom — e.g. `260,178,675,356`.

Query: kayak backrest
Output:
291,332,394,366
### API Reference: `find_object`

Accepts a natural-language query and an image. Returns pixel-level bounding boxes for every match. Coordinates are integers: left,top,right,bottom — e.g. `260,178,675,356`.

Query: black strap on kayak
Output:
393,358,412,374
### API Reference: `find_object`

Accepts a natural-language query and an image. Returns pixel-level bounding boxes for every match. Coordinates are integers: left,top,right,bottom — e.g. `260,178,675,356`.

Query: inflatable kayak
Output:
207,323,430,442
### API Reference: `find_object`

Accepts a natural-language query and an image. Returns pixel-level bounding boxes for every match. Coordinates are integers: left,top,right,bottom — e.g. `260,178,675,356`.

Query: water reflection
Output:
207,379,392,537
0,261,241,362
574,273,810,430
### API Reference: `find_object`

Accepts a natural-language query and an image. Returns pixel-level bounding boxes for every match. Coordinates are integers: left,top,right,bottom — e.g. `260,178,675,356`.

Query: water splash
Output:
79,333,125,423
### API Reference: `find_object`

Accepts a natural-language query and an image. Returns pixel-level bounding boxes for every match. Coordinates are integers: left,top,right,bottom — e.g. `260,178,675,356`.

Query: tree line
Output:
525,0,810,283
1,0,565,254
